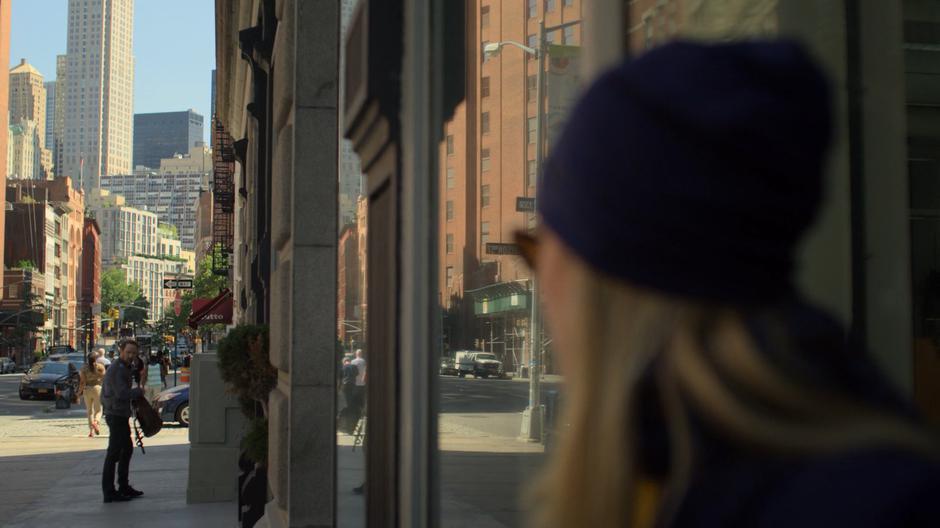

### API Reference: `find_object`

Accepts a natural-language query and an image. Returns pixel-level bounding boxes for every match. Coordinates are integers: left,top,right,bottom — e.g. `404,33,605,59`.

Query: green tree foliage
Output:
101,268,149,325
101,269,139,312
124,294,150,327
14,260,35,270
217,324,274,412
164,253,229,333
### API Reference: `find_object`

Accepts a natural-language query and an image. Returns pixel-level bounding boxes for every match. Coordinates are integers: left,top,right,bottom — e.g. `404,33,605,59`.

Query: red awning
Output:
188,289,234,329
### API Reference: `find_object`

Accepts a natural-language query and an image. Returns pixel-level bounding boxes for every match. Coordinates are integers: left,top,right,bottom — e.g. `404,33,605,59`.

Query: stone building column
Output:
265,0,338,526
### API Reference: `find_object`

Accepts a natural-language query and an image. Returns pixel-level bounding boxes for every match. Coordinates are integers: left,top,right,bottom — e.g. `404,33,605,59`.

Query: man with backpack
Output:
100,339,145,503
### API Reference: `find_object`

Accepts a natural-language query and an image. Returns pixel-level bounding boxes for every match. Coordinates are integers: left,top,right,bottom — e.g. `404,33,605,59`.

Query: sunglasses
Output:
514,230,540,270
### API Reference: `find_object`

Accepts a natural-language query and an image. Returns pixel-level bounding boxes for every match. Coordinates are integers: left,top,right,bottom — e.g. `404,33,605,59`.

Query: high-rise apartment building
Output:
62,0,135,194
9,60,53,179
133,110,204,169
94,203,158,266
44,81,56,150
53,55,67,177
101,145,211,249
9,60,48,148
439,0,582,353
6,121,39,180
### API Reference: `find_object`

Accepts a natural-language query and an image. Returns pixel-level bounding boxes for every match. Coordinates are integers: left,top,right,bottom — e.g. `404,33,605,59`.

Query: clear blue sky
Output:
10,0,216,143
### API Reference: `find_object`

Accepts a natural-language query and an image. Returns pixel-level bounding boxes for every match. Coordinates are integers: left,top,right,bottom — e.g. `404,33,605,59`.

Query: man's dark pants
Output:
102,414,133,495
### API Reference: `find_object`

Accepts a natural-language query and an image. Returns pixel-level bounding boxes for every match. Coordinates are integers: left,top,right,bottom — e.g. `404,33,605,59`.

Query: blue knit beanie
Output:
539,40,832,304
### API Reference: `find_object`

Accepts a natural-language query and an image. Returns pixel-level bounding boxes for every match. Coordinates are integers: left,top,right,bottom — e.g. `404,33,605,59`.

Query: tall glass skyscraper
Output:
133,110,205,170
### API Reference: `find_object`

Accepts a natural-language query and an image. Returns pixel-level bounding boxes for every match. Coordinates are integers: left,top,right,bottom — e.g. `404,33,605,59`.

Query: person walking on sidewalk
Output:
350,349,367,411
100,339,145,503
95,348,111,367
78,352,106,437
142,351,162,402
158,351,170,389
522,41,940,528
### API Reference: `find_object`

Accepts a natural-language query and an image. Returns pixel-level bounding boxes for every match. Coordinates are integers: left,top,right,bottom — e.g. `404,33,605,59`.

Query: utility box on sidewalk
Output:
187,352,247,503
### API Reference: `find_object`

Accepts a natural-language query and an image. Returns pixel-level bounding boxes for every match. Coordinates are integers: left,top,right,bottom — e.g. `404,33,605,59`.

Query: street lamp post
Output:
484,19,580,443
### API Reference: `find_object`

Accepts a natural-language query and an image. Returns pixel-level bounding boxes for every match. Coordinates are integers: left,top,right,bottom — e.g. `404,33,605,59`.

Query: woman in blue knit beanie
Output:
520,40,939,528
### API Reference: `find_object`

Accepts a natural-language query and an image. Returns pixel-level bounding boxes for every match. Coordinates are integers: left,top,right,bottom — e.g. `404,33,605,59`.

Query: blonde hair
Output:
530,261,937,528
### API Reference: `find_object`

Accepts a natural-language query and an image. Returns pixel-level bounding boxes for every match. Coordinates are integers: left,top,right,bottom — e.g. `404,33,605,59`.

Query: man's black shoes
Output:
103,492,132,503
104,486,143,502
119,486,144,498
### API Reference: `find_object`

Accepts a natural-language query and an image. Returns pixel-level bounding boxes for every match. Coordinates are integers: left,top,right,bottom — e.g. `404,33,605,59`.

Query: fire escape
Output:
211,117,236,276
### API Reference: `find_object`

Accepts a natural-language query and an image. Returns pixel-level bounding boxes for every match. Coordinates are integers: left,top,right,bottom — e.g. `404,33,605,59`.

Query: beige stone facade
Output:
8,60,53,180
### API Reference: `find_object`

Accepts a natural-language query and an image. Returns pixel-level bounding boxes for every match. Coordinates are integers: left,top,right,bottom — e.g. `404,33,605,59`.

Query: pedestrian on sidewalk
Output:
142,351,162,401
100,339,145,503
521,41,940,528
157,351,170,389
338,357,361,434
350,349,367,411
95,348,111,367
78,352,106,437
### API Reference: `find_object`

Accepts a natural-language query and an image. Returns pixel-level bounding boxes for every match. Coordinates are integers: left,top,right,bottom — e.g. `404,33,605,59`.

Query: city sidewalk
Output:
1,438,235,528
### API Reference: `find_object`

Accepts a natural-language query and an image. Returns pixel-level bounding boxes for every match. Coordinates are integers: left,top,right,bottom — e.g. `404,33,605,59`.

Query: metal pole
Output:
521,19,546,443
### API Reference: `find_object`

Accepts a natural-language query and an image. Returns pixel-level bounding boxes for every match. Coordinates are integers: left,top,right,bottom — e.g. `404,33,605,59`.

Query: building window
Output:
446,134,455,155
527,35,537,59
564,0,574,5
481,76,490,98
528,117,537,144
481,184,491,208
447,167,456,189
527,0,537,18
481,112,490,134
528,75,537,101
481,221,491,244
481,148,491,172
481,5,490,28
545,0,557,11
446,200,455,221
527,160,537,188
446,266,454,289
446,234,455,254
564,25,575,45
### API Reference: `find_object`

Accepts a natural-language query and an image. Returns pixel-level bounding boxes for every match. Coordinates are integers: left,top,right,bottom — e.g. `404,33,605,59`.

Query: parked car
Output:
49,352,88,372
439,356,458,376
0,357,15,374
455,351,504,379
153,384,190,427
46,345,76,359
19,361,79,400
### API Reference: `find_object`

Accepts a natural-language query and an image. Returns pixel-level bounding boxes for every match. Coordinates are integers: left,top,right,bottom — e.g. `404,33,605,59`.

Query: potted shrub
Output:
216,324,274,528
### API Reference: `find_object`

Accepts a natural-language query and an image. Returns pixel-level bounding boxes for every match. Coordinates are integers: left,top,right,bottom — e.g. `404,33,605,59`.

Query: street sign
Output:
516,197,536,213
485,243,521,256
164,278,194,289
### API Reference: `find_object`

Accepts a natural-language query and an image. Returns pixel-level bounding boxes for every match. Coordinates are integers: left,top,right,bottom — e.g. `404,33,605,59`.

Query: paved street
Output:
0,371,198,526
1,371,561,528
439,374,562,439
436,376,564,526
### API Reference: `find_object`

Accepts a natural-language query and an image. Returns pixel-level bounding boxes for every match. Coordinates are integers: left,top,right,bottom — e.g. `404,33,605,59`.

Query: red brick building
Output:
8,177,85,345
80,218,101,350
439,0,582,358
337,224,360,346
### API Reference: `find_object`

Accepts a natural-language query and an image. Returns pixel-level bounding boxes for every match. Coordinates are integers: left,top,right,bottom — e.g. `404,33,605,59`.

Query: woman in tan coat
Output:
78,353,106,437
